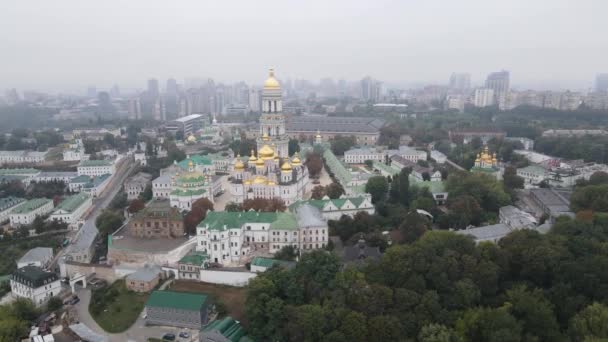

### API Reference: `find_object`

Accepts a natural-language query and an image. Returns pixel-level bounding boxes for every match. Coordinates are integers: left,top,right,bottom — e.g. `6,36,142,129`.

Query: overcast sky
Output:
1,0,606,93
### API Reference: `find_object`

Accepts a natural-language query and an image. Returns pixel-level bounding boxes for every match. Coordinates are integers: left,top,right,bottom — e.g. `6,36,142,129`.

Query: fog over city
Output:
2,0,607,92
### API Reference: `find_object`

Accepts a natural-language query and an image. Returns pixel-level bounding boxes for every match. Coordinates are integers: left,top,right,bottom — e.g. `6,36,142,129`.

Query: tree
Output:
571,184,608,212
397,168,411,206
447,195,483,229
365,176,388,203
289,139,300,156
225,202,241,212
46,296,63,312
139,184,153,201
330,135,357,156
128,199,145,214
455,306,522,342
95,210,124,236
242,198,286,212
589,171,608,185
399,212,430,243
184,198,214,234
506,285,563,341
418,323,457,342
569,302,608,341
274,245,297,261
503,166,524,190
367,315,401,342
311,185,326,200
306,153,324,178
364,159,374,169
109,191,128,210
325,183,344,199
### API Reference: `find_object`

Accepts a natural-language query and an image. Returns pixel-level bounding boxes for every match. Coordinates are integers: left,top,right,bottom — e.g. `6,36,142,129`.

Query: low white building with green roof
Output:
77,159,115,176
69,174,111,197
49,193,92,228
145,290,211,329
197,207,328,266
289,194,374,220
9,198,54,227
0,197,26,223
178,252,209,280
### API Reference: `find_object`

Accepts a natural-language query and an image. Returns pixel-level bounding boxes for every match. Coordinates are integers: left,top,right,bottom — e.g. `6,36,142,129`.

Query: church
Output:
229,69,309,205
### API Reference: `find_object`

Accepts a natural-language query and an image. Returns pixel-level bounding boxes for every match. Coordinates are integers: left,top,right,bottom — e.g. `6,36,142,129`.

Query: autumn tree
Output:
306,152,324,178
311,185,326,200
128,199,146,214
242,198,286,212
184,198,214,234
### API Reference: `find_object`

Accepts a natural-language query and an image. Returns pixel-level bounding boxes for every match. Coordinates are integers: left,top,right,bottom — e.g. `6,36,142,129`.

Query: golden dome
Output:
264,69,281,89
267,180,276,186
255,156,265,167
262,133,270,141
234,154,245,170
315,129,322,139
187,134,197,143
244,179,252,185
291,152,301,166
281,161,293,172
259,144,274,159
249,150,257,162
253,175,267,184
188,159,194,168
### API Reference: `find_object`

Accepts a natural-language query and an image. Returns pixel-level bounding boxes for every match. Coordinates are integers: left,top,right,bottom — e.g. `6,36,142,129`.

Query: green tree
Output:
224,202,241,212
139,184,153,201
365,176,388,203
95,210,124,236
418,323,457,342
399,212,430,243
503,166,524,190
46,296,63,312
364,159,374,169
289,139,301,156
274,245,297,261
506,285,563,341
367,315,401,342
326,183,344,199
569,302,608,341
447,195,483,229
456,306,522,342
330,135,357,156
287,304,329,342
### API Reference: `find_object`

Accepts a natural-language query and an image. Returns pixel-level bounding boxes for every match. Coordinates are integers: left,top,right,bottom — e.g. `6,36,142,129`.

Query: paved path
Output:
74,288,198,342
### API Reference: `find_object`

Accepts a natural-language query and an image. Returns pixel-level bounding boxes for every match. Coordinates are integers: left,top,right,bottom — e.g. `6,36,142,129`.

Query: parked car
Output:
162,333,176,341
179,332,190,338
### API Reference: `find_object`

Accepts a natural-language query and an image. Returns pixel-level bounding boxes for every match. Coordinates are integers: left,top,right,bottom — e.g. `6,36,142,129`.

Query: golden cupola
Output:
291,152,301,166
281,161,293,172
255,155,265,167
263,68,281,89
234,154,245,170
259,144,275,160
249,150,257,162
262,132,270,142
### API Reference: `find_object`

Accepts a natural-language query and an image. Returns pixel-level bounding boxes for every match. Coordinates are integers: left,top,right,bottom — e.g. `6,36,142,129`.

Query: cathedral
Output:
229,69,309,205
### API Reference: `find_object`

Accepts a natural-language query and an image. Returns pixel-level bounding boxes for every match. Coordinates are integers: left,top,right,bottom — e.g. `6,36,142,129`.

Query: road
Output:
446,158,466,171
74,288,198,342
50,156,136,269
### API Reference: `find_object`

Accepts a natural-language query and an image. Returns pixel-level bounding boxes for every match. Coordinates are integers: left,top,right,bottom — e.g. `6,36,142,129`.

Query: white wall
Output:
199,269,256,287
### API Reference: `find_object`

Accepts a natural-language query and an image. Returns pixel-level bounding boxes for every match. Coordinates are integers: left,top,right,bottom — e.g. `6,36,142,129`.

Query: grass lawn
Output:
89,279,148,333
169,280,248,325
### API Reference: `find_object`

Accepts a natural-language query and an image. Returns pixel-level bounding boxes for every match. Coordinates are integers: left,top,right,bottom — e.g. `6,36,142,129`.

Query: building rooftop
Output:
179,252,209,266
287,116,385,134
146,290,208,311
0,168,39,175
172,114,204,123
132,199,183,221
0,197,25,212
11,265,58,288
126,266,161,282
125,172,152,184
17,247,53,266
37,171,78,178
289,196,369,212
79,160,112,167
201,316,248,342
83,174,111,188
251,257,295,269
54,193,91,213
455,223,512,242
11,198,52,214
70,175,92,183
530,188,572,217
199,211,299,231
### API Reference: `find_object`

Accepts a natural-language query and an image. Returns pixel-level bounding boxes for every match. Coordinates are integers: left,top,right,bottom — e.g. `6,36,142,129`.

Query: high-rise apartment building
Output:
166,78,178,95
595,74,608,93
474,88,495,107
485,70,510,107
360,76,381,102
147,79,160,98
449,73,471,92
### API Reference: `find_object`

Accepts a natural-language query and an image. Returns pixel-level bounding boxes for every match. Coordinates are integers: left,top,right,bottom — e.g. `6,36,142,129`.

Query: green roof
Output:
289,197,368,212
0,168,39,175
178,155,213,169
251,257,279,268
409,175,446,193
199,211,298,231
170,188,207,196
11,266,58,288
82,174,111,188
70,175,92,183
11,198,52,214
0,197,25,211
179,252,209,266
202,316,247,342
79,160,112,167
55,193,91,213
146,290,208,311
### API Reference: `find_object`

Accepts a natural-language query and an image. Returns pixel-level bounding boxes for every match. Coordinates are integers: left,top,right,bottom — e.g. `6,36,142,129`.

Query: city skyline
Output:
2,0,607,92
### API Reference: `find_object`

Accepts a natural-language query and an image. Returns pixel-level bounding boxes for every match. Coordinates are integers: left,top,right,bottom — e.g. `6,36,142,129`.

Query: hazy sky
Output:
1,0,607,93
